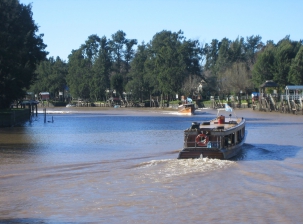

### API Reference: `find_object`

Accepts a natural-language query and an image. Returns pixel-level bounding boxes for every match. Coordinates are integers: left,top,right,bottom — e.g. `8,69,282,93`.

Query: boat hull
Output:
178,148,224,159
178,142,244,160
178,104,195,115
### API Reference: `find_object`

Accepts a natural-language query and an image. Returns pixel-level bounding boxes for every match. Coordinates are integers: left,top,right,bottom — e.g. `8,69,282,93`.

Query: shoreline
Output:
37,106,181,116
35,106,303,119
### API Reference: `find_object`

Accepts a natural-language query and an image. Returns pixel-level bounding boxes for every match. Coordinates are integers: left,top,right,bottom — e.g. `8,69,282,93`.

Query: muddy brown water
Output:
0,108,303,223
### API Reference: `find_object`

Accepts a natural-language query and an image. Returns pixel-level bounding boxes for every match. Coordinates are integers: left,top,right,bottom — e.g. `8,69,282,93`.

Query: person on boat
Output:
187,97,193,103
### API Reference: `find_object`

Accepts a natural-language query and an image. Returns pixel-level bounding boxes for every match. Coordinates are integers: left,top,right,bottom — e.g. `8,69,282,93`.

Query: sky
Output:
20,0,303,61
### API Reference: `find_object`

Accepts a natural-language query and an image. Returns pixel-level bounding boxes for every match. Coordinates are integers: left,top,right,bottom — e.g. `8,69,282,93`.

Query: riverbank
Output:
0,108,31,127
37,106,303,118
37,106,179,115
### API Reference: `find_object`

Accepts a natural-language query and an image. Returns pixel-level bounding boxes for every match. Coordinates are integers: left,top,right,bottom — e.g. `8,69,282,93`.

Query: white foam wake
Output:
135,158,236,182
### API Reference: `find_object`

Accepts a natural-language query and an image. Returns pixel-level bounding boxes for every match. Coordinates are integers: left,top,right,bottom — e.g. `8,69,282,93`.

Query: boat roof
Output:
285,85,303,90
260,80,278,88
200,117,245,136
39,92,50,95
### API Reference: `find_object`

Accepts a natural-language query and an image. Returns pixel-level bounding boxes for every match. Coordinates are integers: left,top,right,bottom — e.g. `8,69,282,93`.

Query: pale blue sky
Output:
20,0,303,61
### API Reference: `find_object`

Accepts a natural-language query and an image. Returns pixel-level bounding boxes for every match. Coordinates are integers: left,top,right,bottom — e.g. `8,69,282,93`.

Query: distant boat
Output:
178,103,195,115
178,104,246,159
178,97,195,115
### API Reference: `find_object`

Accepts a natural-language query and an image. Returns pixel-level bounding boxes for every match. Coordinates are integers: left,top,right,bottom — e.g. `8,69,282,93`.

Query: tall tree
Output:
67,49,91,100
110,74,124,98
273,37,300,86
245,35,263,65
67,35,102,100
126,43,149,101
30,57,67,97
109,31,137,96
31,59,53,95
124,39,138,74
144,30,202,104
48,57,68,97
90,36,112,101
252,42,275,86
216,38,231,71
110,30,126,74
82,34,101,64
204,39,219,73
223,62,253,94
229,37,245,63
0,0,47,109
289,45,303,85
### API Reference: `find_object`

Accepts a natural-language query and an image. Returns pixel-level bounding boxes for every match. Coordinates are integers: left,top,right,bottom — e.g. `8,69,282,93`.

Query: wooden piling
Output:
44,108,46,123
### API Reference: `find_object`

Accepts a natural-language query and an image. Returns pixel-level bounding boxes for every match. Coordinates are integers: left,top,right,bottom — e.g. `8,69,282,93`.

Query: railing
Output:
280,95,303,101
207,141,221,148
184,140,221,149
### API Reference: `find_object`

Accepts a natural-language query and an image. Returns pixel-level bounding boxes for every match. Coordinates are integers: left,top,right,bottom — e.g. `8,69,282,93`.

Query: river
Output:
0,107,303,223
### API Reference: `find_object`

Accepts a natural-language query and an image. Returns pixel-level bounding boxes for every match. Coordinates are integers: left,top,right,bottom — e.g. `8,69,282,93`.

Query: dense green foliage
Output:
31,33,303,104
289,45,303,85
252,37,303,88
30,56,67,98
2,1,302,107
63,30,203,102
0,0,47,109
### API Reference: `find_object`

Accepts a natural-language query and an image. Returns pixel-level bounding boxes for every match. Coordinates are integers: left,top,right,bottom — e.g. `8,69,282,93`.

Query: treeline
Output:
30,31,303,102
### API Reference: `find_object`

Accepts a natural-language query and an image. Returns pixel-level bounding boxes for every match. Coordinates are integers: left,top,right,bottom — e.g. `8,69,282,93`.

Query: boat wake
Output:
134,158,236,182
37,110,71,114
161,111,191,116
233,143,302,161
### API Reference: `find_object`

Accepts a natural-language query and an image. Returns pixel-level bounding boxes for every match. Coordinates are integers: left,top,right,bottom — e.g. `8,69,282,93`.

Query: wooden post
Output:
44,108,46,123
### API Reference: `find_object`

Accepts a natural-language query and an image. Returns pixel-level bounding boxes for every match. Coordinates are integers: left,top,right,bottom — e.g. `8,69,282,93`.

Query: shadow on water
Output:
232,143,302,161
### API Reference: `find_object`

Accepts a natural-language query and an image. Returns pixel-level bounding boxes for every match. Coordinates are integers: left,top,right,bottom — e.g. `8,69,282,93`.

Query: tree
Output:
144,30,202,104
124,39,138,74
289,45,303,85
0,0,47,109
273,37,300,86
204,39,219,72
30,57,67,97
223,62,253,95
67,35,102,100
126,43,149,102
110,30,126,74
82,34,101,64
252,42,275,86
245,35,263,65
31,59,53,95
110,73,124,98
109,31,137,93
48,57,67,98
229,37,246,63
90,36,112,101
216,38,231,72
67,49,91,100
